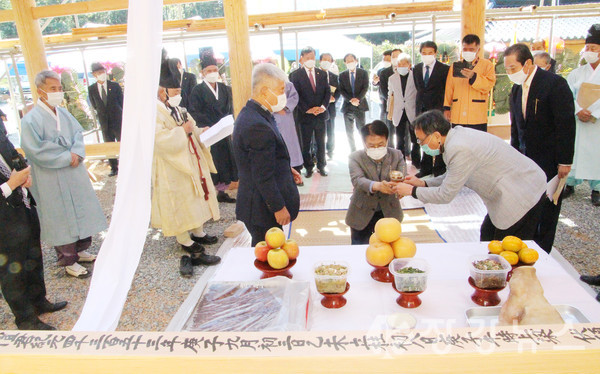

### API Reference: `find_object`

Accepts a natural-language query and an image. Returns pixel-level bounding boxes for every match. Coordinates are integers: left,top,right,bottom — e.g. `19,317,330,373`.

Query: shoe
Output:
181,242,205,254
217,191,236,203
108,169,118,177
78,251,97,263
580,274,600,286
318,169,328,177
592,191,600,206
415,171,431,179
305,169,313,178
34,300,68,315
17,317,56,330
65,263,91,278
191,233,218,245
190,252,221,266
563,185,575,199
179,256,193,277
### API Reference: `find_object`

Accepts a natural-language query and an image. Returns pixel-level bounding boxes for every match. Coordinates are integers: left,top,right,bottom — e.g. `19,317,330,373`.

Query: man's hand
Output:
330,95,335,103
274,206,291,226
577,109,592,123
22,175,32,189
7,166,30,190
291,167,303,185
558,165,571,179
182,120,194,135
70,153,80,167
306,107,316,115
460,68,475,79
1,116,6,122
198,126,209,134
372,75,380,84
373,181,395,195
404,175,426,187
276,109,287,115
444,109,451,121
350,98,360,106
393,182,414,197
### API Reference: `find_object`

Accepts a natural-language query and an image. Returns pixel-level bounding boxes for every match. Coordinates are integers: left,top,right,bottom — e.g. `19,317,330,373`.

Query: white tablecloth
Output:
210,242,600,331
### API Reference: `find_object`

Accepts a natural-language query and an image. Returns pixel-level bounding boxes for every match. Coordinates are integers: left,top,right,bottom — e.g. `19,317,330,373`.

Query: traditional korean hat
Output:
585,24,600,45
159,54,180,89
199,52,217,70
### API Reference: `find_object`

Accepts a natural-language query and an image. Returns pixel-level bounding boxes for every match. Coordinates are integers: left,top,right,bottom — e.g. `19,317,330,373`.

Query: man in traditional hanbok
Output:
564,24,600,206
20,71,107,278
152,58,221,276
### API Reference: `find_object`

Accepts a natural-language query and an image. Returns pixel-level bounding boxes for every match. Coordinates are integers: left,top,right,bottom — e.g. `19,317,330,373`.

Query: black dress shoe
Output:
190,252,221,266
592,191,600,206
580,274,600,286
318,169,328,177
17,317,56,330
34,300,68,315
191,233,218,245
180,256,193,277
305,169,313,178
217,191,236,203
562,185,575,199
181,242,205,254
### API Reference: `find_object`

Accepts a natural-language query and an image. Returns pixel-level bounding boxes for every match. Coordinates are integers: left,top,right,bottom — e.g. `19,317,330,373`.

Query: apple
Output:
267,248,289,269
265,227,286,249
281,239,299,260
254,241,270,262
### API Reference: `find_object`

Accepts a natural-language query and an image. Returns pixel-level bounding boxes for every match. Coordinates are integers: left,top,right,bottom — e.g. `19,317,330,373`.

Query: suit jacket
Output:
339,68,370,113
377,66,395,102
345,148,405,230
413,61,449,114
289,67,331,122
88,80,124,131
388,71,417,125
232,100,300,229
509,67,575,181
326,70,341,118
549,58,557,74
180,71,198,109
417,126,547,230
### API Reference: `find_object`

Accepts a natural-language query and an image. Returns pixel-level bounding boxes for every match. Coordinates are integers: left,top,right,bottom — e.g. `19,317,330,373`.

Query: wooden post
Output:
460,0,486,52
223,0,252,116
11,0,49,101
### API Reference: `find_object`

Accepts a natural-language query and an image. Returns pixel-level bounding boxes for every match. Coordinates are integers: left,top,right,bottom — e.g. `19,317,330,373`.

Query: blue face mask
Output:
421,135,441,156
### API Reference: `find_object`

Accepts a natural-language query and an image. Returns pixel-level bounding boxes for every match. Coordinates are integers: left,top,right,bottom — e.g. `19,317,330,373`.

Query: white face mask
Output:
421,54,436,65
531,50,543,57
366,146,387,160
382,61,392,68
96,73,107,82
41,89,64,107
397,67,409,76
391,58,399,67
507,67,528,85
167,94,182,107
205,72,219,83
583,51,600,64
462,51,477,62
268,88,287,113
303,59,316,69
320,61,332,71
346,61,357,71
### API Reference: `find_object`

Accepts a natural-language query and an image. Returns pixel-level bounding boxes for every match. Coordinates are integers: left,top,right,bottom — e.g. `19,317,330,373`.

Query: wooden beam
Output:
461,0,486,49
0,9,13,23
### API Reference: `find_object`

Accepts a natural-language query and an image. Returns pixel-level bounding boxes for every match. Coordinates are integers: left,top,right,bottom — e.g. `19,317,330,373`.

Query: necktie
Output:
351,71,355,96
101,84,107,105
0,157,29,208
308,69,316,93
424,65,430,87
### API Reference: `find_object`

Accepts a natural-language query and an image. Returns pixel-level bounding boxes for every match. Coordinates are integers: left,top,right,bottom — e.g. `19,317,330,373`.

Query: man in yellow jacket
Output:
443,34,496,132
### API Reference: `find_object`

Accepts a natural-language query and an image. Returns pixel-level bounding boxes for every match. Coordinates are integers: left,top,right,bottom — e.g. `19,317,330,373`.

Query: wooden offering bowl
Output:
254,259,296,279
391,282,424,308
319,283,350,309
370,264,394,283
468,276,506,307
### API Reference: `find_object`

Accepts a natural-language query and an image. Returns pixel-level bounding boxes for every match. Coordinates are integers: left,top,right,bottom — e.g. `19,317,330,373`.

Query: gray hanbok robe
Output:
273,82,303,168
20,102,107,246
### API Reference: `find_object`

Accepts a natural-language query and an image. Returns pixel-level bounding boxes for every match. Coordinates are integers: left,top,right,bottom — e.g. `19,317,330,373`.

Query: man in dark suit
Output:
413,41,449,176
88,62,123,176
376,48,401,146
0,108,7,136
533,52,554,73
339,53,369,152
233,64,301,246
319,53,340,160
0,132,67,330
505,43,575,253
289,47,331,178
172,58,197,109
531,40,557,74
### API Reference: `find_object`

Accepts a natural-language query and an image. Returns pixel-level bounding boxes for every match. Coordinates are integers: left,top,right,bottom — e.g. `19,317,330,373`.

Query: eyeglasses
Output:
416,134,432,146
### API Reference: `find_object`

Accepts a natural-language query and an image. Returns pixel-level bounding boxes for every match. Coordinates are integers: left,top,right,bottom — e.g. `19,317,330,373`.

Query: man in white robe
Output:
564,24,600,206
20,71,107,278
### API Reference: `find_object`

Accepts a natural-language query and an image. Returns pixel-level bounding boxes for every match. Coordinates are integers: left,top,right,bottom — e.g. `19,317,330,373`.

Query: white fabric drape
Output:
73,0,162,331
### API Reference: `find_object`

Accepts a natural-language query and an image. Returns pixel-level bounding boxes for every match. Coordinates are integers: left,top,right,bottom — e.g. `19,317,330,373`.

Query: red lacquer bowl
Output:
391,282,424,308
254,259,296,279
319,283,350,309
369,263,394,283
468,276,505,307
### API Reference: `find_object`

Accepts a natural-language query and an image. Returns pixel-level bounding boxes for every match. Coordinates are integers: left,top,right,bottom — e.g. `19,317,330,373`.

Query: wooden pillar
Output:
460,0,486,52
11,0,48,101
223,0,252,116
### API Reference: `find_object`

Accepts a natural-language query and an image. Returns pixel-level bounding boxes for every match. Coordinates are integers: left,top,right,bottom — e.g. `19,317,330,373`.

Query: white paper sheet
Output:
200,115,234,147
546,175,566,204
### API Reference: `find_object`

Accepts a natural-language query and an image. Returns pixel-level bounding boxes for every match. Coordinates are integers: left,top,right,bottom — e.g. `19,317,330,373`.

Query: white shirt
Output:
522,65,538,118
304,66,326,110
423,60,436,78
37,98,61,131
205,80,219,100
96,81,108,101
0,153,28,199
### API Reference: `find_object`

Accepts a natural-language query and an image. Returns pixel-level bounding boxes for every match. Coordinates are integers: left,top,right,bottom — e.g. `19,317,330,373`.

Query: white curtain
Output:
73,0,163,331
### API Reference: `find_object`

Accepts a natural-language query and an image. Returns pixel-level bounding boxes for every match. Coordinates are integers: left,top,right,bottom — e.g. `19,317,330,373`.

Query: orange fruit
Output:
502,236,523,252
366,242,394,267
521,241,528,250
369,233,384,245
391,237,417,258
518,248,539,264
488,240,503,254
500,251,519,266
374,218,402,243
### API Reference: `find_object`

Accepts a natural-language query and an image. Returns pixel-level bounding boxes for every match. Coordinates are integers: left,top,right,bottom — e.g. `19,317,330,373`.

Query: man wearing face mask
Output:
533,52,553,72
564,24,600,207
188,53,238,203
339,53,370,152
319,53,340,160
21,70,107,278
152,58,221,275
531,40,557,74
505,43,575,253
372,50,392,120
345,120,405,245
443,34,496,132
233,64,302,246
377,49,402,146
394,110,547,241
388,53,417,157
87,62,123,177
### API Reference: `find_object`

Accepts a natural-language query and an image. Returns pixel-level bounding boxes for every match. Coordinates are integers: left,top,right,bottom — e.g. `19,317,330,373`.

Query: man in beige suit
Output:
388,53,417,155
394,110,547,241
